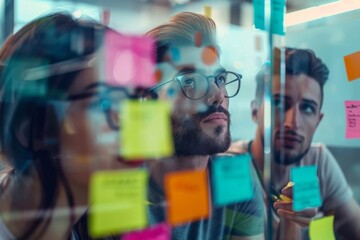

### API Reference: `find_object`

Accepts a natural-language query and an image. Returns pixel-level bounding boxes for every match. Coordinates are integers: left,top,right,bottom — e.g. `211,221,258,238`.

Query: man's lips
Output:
202,112,228,125
278,134,303,142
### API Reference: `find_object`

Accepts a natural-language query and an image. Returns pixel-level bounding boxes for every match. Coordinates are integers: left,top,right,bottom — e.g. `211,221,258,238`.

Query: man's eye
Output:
273,99,282,108
300,103,316,114
216,75,226,85
183,78,195,86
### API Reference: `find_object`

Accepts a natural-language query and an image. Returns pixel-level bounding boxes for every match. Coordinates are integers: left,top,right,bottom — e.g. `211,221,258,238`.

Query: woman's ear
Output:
15,120,32,149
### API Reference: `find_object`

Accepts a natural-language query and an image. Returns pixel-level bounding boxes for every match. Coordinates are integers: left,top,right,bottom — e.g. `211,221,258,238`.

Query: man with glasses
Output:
145,12,264,240
229,48,360,239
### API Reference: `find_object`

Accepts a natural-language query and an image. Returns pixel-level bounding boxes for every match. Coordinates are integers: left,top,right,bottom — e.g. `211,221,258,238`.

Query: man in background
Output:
229,47,360,239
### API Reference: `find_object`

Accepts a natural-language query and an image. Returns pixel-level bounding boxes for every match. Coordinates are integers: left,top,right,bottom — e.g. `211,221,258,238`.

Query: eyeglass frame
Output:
147,70,242,100
65,84,148,131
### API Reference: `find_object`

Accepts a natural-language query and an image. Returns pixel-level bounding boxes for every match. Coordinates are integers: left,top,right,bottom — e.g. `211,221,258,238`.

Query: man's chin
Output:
274,148,308,165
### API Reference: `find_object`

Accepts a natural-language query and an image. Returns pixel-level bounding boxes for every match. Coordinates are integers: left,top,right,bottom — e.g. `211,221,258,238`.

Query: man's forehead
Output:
272,74,322,104
163,45,221,72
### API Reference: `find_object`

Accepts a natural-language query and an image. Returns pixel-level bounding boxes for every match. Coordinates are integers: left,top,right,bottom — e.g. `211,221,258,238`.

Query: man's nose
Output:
206,79,225,107
284,106,300,130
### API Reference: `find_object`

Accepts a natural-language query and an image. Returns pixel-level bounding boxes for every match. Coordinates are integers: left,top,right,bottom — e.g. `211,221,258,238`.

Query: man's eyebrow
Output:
302,98,319,108
175,66,196,75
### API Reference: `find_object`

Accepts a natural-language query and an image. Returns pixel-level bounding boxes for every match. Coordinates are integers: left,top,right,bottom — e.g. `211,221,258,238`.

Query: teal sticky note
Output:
291,165,322,212
271,0,285,35
253,0,265,30
212,154,254,206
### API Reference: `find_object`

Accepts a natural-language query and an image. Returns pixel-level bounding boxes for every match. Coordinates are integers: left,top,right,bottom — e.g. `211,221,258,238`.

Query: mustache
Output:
193,105,230,122
275,129,304,142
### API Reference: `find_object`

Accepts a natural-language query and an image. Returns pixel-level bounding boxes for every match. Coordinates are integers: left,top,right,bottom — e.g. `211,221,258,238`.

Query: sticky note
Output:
345,101,360,138
271,0,285,35
104,30,155,87
291,165,322,212
212,154,254,206
169,47,181,62
165,170,210,225
122,223,171,240
309,216,335,240
204,5,212,18
253,0,265,31
89,169,148,237
120,100,174,159
344,51,360,81
202,46,218,66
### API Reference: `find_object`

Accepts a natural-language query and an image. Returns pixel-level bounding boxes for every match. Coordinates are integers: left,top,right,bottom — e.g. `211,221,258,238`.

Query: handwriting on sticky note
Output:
271,0,285,35
309,216,335,240
104,30,155,87
253,0,265,31
291,165,322,212
212,154,254,206
120,100,174,159
345,101,360,139
122,223,170,240
89,170,147,237
165,170,209,225
344,51,360,82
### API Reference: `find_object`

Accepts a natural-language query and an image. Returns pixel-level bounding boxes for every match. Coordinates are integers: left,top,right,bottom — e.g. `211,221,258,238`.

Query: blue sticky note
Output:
253,0,265,31
169,47,180,62
291,165,322,212
271,0,285,35
212,154,254,206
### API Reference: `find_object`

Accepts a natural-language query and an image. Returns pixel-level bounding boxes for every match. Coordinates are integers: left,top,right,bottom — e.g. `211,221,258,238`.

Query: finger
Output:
274,202,318,218
277,209,312,227
281,182,294,197
274,201,293,211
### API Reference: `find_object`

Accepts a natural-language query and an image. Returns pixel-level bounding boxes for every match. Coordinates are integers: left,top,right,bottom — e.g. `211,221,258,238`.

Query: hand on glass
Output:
273,182,318,227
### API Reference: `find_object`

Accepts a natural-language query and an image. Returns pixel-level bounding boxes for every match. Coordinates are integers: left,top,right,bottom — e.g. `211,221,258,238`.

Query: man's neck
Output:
149,155,210,191
251,129,290,188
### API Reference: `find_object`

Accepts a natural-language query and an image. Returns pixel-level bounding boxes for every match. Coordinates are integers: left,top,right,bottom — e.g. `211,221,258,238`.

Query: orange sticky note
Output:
344,51,360,81
165,170,210,225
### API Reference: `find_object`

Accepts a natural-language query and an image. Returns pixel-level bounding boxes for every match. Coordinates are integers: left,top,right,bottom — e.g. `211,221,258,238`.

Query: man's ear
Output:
251,100,259,123
317,112,324,128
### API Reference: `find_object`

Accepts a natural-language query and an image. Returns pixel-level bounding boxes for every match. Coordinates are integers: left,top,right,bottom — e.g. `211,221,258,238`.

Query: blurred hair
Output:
255,47,329,108
0,13,103,239
146,12,219,63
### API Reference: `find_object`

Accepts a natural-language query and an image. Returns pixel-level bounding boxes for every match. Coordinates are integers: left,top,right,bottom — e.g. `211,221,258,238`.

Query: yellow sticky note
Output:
120,100,174,159
89,169,148,237
344,51,360,81
204,5,212,18
309,215,335,240
165,170,210,225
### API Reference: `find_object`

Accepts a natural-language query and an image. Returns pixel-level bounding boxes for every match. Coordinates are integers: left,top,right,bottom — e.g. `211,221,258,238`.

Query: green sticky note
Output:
89,169,148,237
253,0,265,31
120,100,174,159
271,0,285,35
309,216,335,240
291,165,322,212
212,154,254,206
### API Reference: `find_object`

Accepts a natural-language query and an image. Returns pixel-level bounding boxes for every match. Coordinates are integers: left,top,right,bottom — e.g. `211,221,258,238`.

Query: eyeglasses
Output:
147,70,242,100
66,84,146,131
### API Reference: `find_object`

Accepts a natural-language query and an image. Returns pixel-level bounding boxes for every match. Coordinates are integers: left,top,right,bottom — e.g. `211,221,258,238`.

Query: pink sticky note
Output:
104,30,155,88
122,223,170,240
345,101,360,139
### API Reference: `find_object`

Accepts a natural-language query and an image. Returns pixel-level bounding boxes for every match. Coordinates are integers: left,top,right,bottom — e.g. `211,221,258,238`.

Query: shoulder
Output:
227,140,250,155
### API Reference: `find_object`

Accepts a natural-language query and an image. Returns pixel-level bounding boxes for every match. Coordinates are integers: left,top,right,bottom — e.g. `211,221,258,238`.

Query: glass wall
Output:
0,0,359,239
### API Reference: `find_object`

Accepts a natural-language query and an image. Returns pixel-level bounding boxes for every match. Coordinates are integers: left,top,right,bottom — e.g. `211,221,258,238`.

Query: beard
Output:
273,144,311,165
171,105,231,156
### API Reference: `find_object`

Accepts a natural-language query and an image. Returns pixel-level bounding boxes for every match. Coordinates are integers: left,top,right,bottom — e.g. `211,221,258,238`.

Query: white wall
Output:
286,9,360,147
